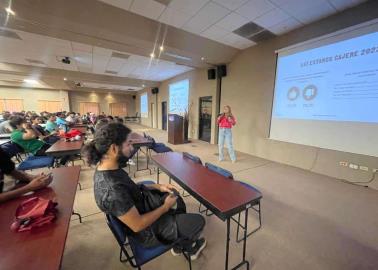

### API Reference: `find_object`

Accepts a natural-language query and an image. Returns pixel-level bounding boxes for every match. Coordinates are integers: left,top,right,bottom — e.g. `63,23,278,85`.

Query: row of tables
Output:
1,126,261,270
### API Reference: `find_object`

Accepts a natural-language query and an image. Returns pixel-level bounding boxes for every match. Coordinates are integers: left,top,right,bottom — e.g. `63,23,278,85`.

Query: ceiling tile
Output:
328,0,367,11
215,12,250,32
253,8,291,28
71,42,92,53
97,0,133,11
182,2,230,34
130,0,166,20
235,0,275,20
73,51,93,66
158,6,192,28
106,57,125,72
200,25,228,40
212,0,249,10
218,32,256,49
290,1,336,24
168,0,209,16
267,17,302,34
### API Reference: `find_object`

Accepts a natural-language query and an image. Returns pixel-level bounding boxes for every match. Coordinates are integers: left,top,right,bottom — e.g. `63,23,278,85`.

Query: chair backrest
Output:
205,162,233,179
0,141,23,158
183,152,202,165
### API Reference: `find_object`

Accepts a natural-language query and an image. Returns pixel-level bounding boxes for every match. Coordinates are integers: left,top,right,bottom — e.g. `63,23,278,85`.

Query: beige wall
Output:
69,91,136,116
221,2,378,185
0,87,69,112
136,69,217,143
135,2,378,187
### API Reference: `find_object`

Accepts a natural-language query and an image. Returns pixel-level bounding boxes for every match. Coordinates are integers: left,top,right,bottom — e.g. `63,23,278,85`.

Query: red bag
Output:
61,129,82,138
10,197,58,232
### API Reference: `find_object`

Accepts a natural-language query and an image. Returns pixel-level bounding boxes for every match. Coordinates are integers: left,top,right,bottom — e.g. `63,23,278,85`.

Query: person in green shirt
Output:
9,116,49,155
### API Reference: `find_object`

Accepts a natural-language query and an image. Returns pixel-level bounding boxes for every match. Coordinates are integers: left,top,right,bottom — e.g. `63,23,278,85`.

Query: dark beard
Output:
117,153,129,168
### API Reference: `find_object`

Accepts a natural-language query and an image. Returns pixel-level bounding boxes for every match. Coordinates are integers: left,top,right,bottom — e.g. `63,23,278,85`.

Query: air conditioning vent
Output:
111,52,130,59
248,30,276,43
233,22,264,39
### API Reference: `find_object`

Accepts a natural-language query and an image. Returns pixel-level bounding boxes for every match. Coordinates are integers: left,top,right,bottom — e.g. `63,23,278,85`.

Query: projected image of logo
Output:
303,85,318,101
287,87,300,101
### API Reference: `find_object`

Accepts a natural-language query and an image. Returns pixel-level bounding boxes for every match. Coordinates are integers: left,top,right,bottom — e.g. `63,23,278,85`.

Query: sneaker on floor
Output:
189,238,207,261
171,246,182,257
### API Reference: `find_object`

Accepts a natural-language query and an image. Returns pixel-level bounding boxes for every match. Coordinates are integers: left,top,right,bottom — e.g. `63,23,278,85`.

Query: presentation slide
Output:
140,93,148,118
169,79,189,114
273,31,378,123
270,26,378,157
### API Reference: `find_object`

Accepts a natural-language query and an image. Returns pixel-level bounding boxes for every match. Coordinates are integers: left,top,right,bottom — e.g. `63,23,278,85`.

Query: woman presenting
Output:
217,105,236,163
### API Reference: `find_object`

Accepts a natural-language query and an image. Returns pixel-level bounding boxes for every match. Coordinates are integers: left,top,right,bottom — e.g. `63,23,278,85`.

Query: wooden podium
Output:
168,114,184,144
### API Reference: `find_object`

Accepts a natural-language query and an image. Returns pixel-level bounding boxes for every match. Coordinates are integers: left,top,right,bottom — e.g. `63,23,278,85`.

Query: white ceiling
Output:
0,27,193,82
98,0,367,50
0,73,51,89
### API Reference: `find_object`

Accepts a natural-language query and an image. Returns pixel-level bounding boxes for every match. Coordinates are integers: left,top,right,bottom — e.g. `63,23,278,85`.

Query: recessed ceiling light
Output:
63,77,67,81
23,79,38,84
150,53,155,58
159,46,164,51
5,7,15,16
201,57,205,61
142,84,145,87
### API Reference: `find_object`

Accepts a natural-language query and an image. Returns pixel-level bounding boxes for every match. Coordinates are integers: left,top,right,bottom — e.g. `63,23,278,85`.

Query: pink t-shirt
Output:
217,115,236,128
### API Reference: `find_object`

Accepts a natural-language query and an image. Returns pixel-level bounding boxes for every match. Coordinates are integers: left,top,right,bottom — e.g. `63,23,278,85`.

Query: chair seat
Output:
128,236,171,266
17,156,54,170
138,180,156,185
152,143,172,153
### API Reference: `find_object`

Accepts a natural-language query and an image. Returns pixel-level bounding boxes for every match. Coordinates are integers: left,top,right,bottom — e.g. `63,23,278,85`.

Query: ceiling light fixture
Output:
5,7,15,16
201,57,205,61
159,46,164,51
142,84,145,87
23,79,38,84
63,77,67,81
150,53,155,58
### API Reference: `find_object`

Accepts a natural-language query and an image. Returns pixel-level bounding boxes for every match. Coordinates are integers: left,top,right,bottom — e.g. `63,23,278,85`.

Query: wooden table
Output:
0,166,81,270
152,152,262,270
45,138,84,157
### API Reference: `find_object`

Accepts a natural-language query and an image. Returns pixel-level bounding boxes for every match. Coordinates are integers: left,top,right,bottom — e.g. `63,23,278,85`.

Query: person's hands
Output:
27,174,53,191
159,184,177,193
163,194,177,211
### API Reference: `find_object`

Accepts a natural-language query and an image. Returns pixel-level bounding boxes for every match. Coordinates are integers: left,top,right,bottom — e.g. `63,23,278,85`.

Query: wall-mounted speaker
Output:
217,65,227,78
132,95,136,100
208,68,216,80
151,87,159,94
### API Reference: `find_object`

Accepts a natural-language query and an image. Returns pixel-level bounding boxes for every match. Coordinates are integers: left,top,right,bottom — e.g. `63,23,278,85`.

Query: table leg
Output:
225,218,230,270
157,167,160,184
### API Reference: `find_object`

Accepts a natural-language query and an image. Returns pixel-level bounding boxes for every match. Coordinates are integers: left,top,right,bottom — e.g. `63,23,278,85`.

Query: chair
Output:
1,141,24,163
17,156,55,171
105,214,193,270
233,181,262,243
205,162,233,179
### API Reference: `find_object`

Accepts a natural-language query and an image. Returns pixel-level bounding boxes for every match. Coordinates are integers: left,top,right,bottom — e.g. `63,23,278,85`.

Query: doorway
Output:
199,96,212,142
162,101,167,131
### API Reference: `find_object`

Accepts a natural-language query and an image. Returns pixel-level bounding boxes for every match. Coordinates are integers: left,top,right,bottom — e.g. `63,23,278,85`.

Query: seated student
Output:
83,123,206,259
56,112,68,131
10,115,51,156
0,148,52,203
10,116,69,165
45,114,59,133
65,112,76,125
0,112,13,134
31,116,60,144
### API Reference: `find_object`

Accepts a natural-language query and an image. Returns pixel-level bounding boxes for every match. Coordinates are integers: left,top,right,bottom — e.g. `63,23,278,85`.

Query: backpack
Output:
10,196,58,232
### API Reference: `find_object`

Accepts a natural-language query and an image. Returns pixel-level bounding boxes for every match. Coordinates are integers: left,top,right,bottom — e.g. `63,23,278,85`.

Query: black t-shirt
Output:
94,168,145,217
0,148,16,193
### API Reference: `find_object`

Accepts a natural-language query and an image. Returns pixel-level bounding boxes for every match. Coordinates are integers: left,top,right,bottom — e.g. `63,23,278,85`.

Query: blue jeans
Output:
218,128,236,161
